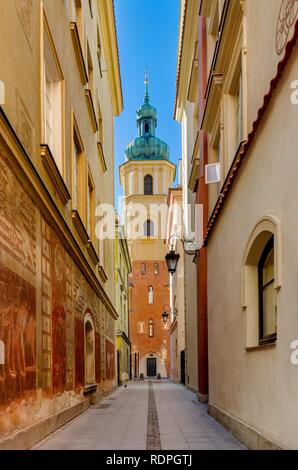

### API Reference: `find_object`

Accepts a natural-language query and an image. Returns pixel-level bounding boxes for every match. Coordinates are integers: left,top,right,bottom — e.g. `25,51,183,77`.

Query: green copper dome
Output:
125,76,170,161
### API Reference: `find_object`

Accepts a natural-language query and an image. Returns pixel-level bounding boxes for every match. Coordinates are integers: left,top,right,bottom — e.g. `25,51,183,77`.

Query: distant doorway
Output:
117,350,121,386
180,350,186,385
147,357,157,377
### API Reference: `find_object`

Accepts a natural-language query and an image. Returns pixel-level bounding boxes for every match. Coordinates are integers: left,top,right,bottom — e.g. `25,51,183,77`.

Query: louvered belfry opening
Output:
144,175,153,195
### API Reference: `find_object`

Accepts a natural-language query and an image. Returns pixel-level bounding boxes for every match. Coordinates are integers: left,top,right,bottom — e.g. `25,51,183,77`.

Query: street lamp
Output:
165,248,180,275
165,234,199,275
162,304,171,324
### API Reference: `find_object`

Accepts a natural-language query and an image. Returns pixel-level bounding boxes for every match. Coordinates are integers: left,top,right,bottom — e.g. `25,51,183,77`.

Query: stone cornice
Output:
97,0,123,116
174,0,199,121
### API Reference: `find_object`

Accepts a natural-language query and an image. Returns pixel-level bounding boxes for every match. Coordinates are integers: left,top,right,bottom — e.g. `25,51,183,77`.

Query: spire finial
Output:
144,67,149,104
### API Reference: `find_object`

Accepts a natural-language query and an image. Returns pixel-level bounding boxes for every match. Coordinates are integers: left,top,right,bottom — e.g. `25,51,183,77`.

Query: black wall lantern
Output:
162,304,171,324
165,234,199,275
165,248,180,275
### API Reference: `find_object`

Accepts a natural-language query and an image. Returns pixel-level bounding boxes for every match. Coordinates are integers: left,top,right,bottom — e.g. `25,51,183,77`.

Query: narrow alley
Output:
32,381,245,451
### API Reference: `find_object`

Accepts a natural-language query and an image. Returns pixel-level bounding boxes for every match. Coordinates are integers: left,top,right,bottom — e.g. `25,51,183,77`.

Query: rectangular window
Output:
88,0,93,17
154,263,159,275
235,74,243,151
99,232,105,269
258,237,277,344
43,19,64,173
73,141,79,209
72,114,84,216
97,26,102,77
87,171,95,243
98,98,103,142
74,0,84,44
149,321,154,338
87,41,94,95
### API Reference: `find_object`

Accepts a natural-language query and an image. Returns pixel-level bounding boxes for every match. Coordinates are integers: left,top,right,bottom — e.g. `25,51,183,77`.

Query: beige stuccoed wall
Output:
245,0,288,131
207,45,298,449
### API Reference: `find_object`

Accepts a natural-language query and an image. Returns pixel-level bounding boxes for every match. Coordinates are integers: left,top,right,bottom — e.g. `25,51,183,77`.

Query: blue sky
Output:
114,0,181,205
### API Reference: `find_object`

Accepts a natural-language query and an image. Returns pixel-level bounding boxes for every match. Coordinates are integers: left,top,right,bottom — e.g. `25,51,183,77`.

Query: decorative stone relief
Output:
17,0,33,48
276,0,298,55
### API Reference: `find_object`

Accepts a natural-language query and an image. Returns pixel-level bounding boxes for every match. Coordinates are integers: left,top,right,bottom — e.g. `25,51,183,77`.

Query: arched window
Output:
154,263,159,275
144,175,153,195
258,236,277,344
148,286,154,304
141,263,146,275
243,216,281,348
145,122,149,134
144,220,154,237
148,319,154,338
84,314,95,385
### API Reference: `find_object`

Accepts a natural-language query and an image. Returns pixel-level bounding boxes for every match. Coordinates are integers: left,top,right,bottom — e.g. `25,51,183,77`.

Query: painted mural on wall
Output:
0,152,36,275
75,317,84,388
0,263,36,407
51,237,67,393
0,145,116,441
95,332,101,383
106,340,115,381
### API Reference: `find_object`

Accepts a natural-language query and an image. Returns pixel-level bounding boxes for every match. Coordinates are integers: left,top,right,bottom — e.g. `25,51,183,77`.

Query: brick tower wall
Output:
129,260,170,378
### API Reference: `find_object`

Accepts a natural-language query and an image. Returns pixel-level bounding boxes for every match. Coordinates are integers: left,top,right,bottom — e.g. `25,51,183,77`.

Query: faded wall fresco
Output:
51,237,67,393
0,264,36,407
0,152,36,275
75,318,84,388
95,332,101,383
106,340,115,381
0,148,116,441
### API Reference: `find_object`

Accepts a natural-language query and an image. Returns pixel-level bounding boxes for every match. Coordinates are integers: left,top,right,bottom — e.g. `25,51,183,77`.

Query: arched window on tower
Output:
144,220,154,237
145,122,149,134
148,286,154,305
144,175,153,195
148,319,154,337
141,263,146,275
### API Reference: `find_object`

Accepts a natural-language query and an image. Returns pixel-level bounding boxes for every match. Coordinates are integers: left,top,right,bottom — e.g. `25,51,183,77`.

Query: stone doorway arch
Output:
84,313,95,385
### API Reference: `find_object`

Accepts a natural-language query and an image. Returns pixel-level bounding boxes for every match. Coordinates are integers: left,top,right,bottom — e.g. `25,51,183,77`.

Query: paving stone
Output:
32,381,245,451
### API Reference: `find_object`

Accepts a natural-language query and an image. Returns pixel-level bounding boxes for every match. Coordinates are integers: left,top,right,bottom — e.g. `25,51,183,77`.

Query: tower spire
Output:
144,71,150,104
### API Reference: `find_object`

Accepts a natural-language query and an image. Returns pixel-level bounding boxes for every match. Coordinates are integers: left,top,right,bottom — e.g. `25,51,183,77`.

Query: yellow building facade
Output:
174,0,199,393
0,0,122,449
115,219,132,385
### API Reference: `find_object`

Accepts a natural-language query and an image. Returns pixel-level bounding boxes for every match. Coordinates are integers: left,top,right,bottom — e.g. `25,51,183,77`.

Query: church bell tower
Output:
120,76,176,378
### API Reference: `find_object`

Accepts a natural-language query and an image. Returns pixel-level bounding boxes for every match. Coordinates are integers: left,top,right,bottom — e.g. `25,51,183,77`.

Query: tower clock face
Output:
276,0,298,55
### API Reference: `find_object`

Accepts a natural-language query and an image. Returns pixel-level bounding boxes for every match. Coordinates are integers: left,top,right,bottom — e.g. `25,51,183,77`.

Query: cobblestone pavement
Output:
32,381,246,450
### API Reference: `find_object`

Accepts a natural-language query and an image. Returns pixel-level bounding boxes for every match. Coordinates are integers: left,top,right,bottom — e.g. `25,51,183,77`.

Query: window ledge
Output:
71,209,89,244
85,88,98,132
98,265,108,284
86,240,100,266
97,142,107,172
246,342,277,353
83,384,97,395
40,144,71,204
70,22,88,85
